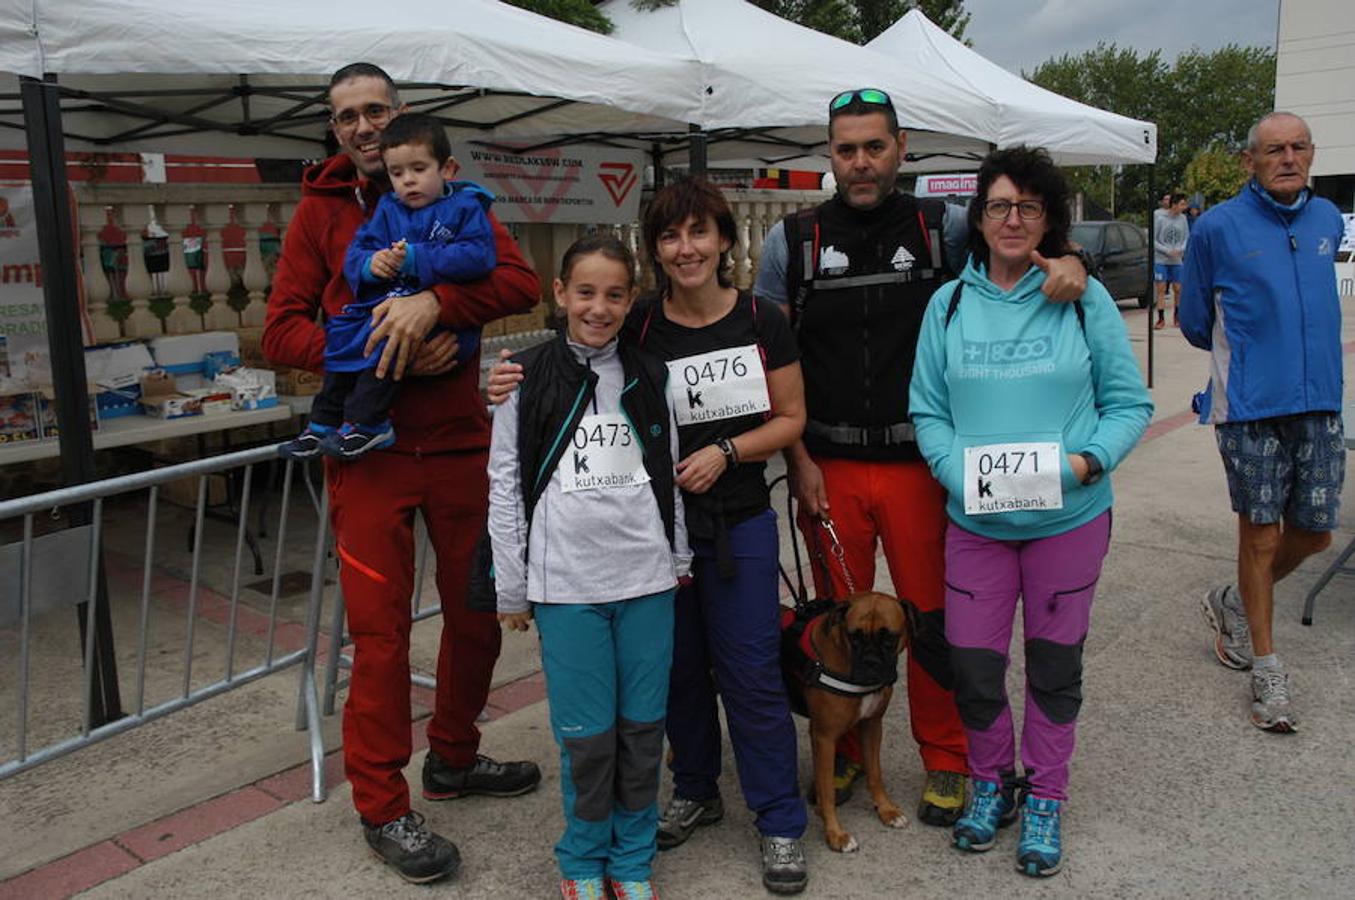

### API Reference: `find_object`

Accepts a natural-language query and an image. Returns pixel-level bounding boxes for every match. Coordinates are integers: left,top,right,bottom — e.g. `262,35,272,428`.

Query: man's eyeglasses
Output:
331,103,394,129
982,199,1046,221
829,88,893,114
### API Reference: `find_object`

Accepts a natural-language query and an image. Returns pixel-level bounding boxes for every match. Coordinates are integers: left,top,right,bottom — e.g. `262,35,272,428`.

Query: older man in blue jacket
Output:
1180,111,1346,735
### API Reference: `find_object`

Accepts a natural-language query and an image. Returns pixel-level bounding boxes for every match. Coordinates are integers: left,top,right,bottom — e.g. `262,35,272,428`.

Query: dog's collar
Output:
805,618,897,695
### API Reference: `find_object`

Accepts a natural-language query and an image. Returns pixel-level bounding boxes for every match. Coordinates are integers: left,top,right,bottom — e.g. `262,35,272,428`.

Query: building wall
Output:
1275,0,1355,185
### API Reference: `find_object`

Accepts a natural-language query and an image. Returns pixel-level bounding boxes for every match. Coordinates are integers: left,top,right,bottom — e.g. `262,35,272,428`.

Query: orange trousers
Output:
796,456,967,774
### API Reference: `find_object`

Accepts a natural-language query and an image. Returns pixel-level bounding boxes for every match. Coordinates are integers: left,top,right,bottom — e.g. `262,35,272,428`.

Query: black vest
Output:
785,192,950,462
513,331,677,547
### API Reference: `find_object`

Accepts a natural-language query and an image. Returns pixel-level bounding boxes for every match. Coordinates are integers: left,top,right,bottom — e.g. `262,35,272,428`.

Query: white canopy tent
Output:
866,10,1157,166
600,0,998,172
0,0,708,156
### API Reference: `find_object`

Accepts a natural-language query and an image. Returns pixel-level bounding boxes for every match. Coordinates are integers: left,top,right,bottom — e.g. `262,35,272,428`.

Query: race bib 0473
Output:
963,441,1063,515
666,344,769,426
559,413,650,493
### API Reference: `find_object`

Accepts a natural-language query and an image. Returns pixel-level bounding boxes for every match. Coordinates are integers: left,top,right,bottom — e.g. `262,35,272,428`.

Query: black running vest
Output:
784,192,950,462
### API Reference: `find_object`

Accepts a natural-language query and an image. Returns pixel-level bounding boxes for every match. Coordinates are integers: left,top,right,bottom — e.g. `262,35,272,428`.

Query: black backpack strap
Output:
918,198,947,273
1074,298,1086,335
783,207,819,333
943,280,965,328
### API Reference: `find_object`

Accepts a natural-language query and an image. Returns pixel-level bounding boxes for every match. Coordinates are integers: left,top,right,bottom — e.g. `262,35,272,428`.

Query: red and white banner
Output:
456,145,644,225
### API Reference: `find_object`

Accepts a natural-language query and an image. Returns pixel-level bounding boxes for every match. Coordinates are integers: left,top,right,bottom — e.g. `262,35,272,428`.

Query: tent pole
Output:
20,74,124,727
688,124,708,177
1146,165,1155,390
651,143,665,190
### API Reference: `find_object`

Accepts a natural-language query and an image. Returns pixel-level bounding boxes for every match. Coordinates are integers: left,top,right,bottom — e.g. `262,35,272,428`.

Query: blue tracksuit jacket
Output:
329,181,496,371
1179,180,1344,424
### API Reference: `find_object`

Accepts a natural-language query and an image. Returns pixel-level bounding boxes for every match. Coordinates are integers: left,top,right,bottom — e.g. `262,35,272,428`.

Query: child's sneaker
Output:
326,421,395,459
952,779,1016,852
559,877,606,900
279,423,333,459
608,880,659,900
1016,795,1062,877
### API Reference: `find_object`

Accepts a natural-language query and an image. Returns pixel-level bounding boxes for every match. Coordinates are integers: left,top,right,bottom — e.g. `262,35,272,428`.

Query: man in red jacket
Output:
264,63,541,885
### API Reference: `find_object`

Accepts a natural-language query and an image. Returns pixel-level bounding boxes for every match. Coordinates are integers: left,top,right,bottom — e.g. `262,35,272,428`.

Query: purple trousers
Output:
943,512,1111,801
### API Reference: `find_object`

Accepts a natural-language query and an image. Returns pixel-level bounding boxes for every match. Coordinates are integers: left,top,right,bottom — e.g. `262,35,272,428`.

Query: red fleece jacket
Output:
263,154,539,455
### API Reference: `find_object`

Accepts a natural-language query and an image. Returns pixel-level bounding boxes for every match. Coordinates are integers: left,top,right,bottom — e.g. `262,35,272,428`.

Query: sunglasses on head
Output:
829,88,893,113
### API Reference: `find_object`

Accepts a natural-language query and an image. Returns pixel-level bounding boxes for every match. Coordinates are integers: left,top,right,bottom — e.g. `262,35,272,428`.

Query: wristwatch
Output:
1078,451,1104,485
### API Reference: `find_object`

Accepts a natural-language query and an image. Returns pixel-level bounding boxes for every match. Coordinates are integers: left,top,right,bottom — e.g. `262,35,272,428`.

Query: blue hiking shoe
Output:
1016,795,1063,877
325,421,395,459
952,779,1016,852
608,879,659,899
278,423,334,459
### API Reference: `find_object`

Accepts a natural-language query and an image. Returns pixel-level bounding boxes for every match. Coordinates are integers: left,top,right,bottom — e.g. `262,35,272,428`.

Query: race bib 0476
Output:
559,413,650,493
963,441,1063,515
666,344,769,426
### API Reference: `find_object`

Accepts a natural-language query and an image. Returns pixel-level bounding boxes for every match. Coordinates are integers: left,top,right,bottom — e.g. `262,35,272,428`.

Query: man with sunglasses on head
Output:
263,62,542,885
754,88,1090,826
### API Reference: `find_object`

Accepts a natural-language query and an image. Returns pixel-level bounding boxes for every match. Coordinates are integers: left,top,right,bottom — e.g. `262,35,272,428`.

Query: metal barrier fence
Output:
0,445,331,802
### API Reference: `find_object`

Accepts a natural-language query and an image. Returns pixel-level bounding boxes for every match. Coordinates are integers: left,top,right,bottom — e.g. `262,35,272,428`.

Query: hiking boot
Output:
918,769,966,826
807,756,863,806
279,425,332,460
656,794,723,850
1251,666,1299,733
1201,584,1253,670
952,779,1017,852
326,421,396,459
608,879,659,899
760,836,808,895
362,811,460,884
559,877,607,899
1016,795,1063,877
422,751,541,801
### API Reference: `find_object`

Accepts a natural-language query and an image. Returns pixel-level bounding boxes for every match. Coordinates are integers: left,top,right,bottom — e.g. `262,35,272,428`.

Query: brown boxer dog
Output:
783,591,919,853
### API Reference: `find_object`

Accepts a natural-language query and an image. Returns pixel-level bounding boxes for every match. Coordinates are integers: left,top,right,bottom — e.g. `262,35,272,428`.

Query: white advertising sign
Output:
0,184,49,386
454,144,644,225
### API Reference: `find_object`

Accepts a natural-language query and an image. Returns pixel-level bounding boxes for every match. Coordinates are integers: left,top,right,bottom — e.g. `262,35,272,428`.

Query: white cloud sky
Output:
961,0,1280,75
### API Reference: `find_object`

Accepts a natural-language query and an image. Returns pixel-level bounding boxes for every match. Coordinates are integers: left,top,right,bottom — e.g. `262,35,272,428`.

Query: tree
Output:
1027,43,1274,224
507,0,613,33
1184,145,1248,207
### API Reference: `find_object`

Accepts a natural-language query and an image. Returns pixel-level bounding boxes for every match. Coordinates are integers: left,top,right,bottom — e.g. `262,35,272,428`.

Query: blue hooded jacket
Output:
1179,180,1344,424
910,259,1153,541
328,180,496,371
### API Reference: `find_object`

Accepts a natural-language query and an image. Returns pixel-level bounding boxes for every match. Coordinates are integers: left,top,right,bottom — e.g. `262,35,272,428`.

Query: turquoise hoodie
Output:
909,258,1153,541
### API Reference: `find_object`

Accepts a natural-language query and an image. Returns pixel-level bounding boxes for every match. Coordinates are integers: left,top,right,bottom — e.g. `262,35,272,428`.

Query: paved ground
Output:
2,303,1353,899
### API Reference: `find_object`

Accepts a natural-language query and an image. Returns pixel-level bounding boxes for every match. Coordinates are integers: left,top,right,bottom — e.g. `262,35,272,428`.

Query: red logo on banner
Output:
0,197,18,238
598,163,638,207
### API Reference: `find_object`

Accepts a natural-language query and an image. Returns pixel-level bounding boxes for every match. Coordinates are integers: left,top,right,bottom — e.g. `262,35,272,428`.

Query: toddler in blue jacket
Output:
282,112,496,460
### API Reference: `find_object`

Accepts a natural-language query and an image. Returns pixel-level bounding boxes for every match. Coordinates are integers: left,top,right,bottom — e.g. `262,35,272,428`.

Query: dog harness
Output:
780,602,899,701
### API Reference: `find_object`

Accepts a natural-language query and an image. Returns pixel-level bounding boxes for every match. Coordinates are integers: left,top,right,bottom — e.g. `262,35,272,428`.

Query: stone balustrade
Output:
74,184,830,342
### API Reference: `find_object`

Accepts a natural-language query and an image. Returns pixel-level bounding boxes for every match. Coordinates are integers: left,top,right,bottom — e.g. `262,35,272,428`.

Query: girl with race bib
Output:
488,235,692,900
908,147,1152,878
488,179,810,894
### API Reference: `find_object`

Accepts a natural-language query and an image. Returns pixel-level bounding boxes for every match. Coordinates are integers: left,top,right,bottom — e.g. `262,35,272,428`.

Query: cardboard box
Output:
214,367,279,410
158,468,228,509
149,332,240,379
184,387,234,416
35,389,99,438
275,367,322,396
139,370,202,419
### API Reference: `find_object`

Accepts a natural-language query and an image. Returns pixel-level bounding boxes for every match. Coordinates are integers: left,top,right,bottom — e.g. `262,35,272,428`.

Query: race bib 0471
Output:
559,413,650,493
666,344,769,426
963,441,1063,515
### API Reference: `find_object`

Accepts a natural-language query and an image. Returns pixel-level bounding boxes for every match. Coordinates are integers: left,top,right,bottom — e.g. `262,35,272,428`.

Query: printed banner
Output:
454,144,643,225
0,184,48,385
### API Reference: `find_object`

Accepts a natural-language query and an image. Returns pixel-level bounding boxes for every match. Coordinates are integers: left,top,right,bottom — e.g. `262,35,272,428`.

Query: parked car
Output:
1070,220,1152,308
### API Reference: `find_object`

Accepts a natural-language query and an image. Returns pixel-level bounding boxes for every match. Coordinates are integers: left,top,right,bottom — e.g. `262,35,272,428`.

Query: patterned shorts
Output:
1215,413,1346,531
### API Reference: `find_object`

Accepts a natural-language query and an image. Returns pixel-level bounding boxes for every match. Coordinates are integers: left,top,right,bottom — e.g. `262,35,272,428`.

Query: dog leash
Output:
813,515,858,597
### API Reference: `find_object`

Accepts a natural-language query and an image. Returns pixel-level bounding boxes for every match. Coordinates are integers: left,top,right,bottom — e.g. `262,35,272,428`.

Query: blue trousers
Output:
535,590,674,881
666,509,807,838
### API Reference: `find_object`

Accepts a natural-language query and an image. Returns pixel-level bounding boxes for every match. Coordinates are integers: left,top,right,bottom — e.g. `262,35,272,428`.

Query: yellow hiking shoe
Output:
918,769,966,826
808,756,863,806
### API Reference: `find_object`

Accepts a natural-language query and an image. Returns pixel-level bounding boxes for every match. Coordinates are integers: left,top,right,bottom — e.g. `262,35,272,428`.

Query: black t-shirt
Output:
623,289,799,529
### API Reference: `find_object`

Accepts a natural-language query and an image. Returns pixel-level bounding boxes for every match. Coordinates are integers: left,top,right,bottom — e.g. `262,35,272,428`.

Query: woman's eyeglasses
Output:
331,103,394,129
982,199,1046,221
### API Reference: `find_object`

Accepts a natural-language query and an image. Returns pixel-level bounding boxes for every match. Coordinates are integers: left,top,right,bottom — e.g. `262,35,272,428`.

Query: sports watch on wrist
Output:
1078,451,1104,485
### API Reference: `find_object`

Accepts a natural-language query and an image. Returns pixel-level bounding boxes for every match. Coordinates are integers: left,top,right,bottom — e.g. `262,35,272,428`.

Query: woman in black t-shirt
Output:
633,177,809,888
489,178,810,890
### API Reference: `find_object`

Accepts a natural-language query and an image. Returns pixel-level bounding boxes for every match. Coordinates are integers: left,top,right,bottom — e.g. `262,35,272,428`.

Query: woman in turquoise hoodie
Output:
909,147,1152,878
